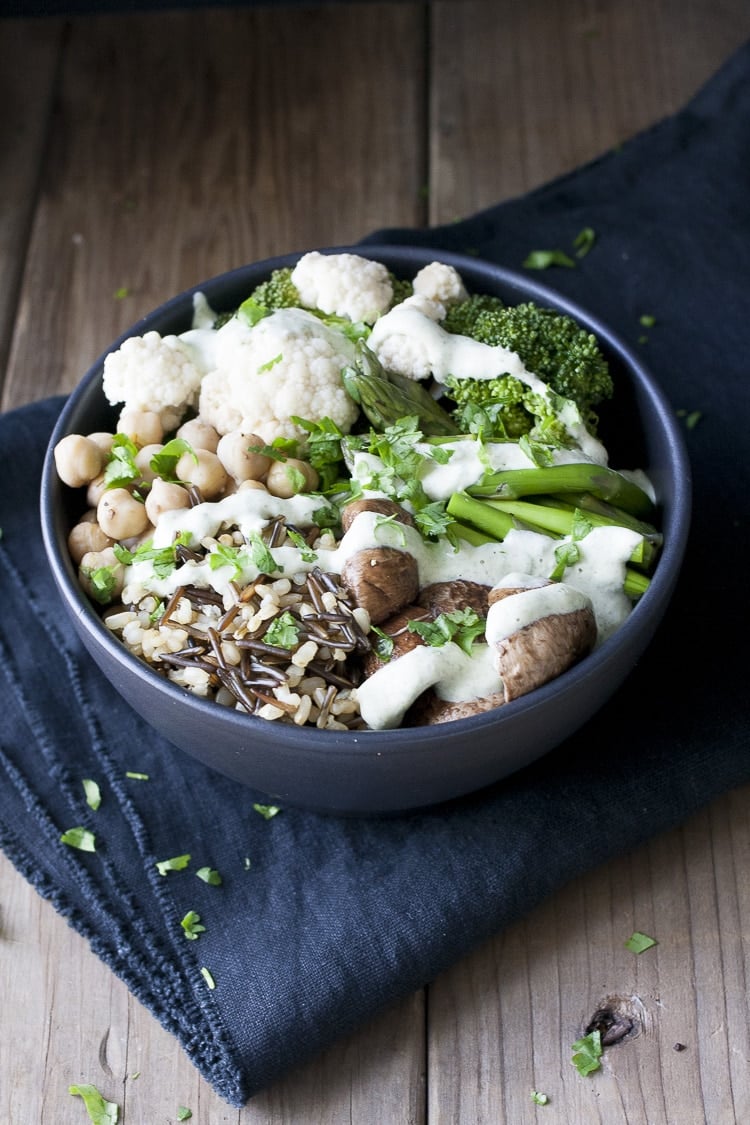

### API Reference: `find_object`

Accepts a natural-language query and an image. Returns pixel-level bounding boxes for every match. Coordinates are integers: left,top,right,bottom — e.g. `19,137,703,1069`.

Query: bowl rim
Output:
40,243,692,763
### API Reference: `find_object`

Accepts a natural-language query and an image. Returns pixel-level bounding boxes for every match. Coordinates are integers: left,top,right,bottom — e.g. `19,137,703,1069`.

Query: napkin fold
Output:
2,40,749,1106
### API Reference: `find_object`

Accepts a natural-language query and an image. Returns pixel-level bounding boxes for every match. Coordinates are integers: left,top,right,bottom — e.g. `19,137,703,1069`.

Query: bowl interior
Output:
40,245,691,815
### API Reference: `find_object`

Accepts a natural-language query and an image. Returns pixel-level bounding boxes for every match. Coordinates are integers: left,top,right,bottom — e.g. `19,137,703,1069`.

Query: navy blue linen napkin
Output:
1,40,749,1106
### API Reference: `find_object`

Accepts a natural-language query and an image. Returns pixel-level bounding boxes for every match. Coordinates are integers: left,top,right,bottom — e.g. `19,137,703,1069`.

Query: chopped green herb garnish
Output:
155,853,191,876
371,624,395,662
571,1029,602,1076
149,437,196,480
639,313,656,327
574,227,596,258
253,803,281,820
200,966,216,989
114,533,192,579
61,826,97,852
549,540,581,581
407,608,486,656
523,248,576,270
196,866,223,886
125,771,149,781
86,565,118,605
257,352,283,373
180,910,206,940
177,1109,193,1121
104,433,140,488
209,542,248,579
264,610,301,648
114,287,130,300
625,930,658,953
530,1089,549,1105
69,1083,119,1124
285,527,318,562
247,530,282,575
82,778,101,811
677,408,702,430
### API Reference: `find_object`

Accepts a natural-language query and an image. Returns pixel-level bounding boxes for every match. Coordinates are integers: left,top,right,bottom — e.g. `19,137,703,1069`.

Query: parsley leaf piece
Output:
407,608,486,657
264,610,301,649
571,1029,603,1076
257,352,283,373
677,408,702,430
61,827,97,852
104,433,140,489
549,541,581,582
209,542,248,579
639,313,656,327
248,530,282,575
530,1089,549,1105
523,248,576,270
177,1109,193,1121
574,227,596,258
253,803,281,820
150,437,196,481
69,1084,119,1124
125,771,149,781
180,910,206,940
86,565,118,605
196,866,223,886
625,930,658,954
82,778,101,811
155,853,191,876
371,625,395,662
238,296,268,326
285,527,318,562
200,966,216,989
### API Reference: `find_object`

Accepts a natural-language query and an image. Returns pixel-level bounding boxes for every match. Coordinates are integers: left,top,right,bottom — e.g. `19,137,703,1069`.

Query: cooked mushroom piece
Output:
486,577,597,702
360,605,432,677
417,579,491,619
340,547,419,625
405,689,506,726
340,498,416,533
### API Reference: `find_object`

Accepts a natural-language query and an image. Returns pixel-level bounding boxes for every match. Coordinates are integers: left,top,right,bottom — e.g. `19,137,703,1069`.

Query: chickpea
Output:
175,448,227,499
216,430,272,484
237,478,267,492
176,417,220,453
86,431,115,457
264,458,319,499
53,433,105,488
97,487,151,540
67,520,114,565
145,478,191,524
86,473,109,507
134,443,165,484
117,408,163,446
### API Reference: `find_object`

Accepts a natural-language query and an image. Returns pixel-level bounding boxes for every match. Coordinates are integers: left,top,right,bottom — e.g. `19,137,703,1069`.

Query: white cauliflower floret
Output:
102,331,205,432
291,251,394,325
197,308,360,445
412,261,469,307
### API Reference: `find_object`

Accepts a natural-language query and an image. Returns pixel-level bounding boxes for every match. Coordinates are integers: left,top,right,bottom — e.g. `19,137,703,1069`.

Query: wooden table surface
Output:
2,3,749,1122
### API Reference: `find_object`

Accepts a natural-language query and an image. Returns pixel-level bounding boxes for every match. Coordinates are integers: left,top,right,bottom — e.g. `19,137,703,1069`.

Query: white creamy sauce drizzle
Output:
366,304,608,462
346,437,605,502
484,582,591,645
124,493,640,730
355,643,501,730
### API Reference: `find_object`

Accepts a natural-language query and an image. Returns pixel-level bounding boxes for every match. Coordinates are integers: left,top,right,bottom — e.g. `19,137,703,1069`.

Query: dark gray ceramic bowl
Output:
40,245,691,815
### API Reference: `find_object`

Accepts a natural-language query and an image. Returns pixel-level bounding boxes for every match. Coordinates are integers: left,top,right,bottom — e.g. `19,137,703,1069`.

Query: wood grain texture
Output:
1,2,749,1122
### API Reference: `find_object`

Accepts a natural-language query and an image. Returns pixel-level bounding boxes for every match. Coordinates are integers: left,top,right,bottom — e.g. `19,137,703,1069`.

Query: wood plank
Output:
429,0,750,221
1,2,427,413
0,18,62,389
427,3,750,1119
0,5,428,1123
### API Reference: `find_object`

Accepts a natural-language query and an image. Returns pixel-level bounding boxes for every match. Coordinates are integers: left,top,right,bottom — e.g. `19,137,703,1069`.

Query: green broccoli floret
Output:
248,267,302,311
446,299,613,422
442,293,506,337
444,372,570,443
388,272,414,308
